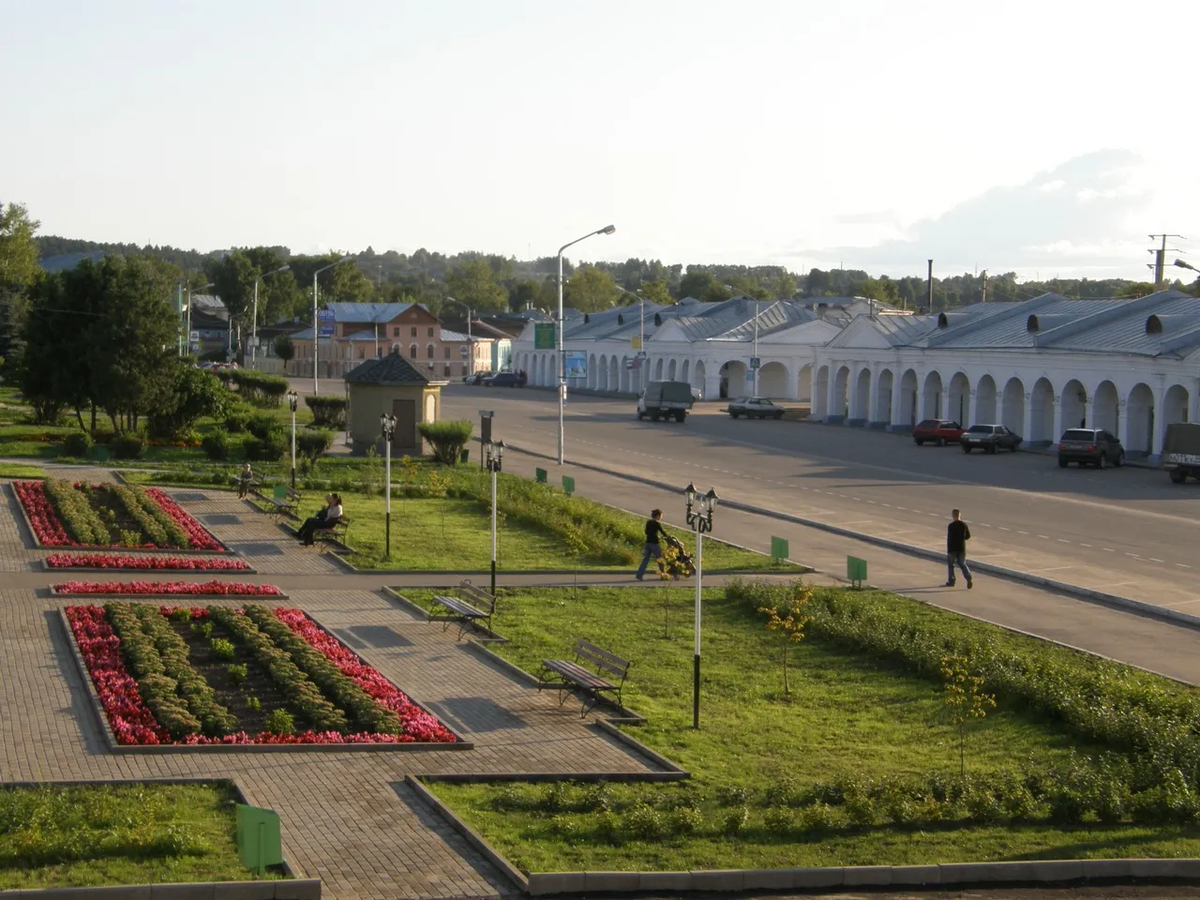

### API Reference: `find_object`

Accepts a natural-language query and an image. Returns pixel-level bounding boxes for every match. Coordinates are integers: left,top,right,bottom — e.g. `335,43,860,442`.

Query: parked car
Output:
912,419,965,446
960,424,1022,454
727,397,784,419
691,386,703,401
462,371,492,385
1057,428,1124,468
1163,422,1200,483
482,372,526,388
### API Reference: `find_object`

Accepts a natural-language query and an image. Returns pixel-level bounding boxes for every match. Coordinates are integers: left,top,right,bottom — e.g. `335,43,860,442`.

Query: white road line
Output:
1057,539,1072,544
1102,547,1116,552
1178,564,1192,569
1037,535,1050,539
1125,552,1141,558
1150,557,1165,563
998,526,1010,531
1079,543,1091,548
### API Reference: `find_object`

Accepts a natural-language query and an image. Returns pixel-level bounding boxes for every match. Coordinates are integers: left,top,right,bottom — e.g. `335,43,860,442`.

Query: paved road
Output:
442,386,1200,614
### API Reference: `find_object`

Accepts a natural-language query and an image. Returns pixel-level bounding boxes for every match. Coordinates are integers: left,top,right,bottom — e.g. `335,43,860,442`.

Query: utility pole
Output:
981,270,988,304
927,259,934,312
1148,234,1186,288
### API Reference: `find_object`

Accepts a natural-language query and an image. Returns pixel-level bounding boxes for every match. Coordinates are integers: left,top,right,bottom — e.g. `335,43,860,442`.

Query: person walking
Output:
945,508,972,588
635,509,669,580
237,463,255,499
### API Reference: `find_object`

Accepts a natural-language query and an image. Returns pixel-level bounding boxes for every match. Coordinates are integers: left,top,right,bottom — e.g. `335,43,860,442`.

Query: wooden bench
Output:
429,580,497,639
258,483,301,520
539,640,632,718
311,516,351,548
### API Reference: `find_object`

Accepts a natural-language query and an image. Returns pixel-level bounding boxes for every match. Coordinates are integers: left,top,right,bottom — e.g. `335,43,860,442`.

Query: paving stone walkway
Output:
0,478,680,900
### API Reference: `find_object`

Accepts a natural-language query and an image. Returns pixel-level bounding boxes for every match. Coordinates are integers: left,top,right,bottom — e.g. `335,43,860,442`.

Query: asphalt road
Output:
442,385,1200,614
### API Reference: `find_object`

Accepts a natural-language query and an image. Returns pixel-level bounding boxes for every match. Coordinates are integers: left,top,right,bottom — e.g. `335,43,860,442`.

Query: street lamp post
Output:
312,256,354,395
380,413,397,560
612,284,649,393
557,225,616,465
443,296,474,377
1174,258,1199,276
684,482,718,729
286,391,299,489
484,439,505,594
726,286,767,399
251,265,290,368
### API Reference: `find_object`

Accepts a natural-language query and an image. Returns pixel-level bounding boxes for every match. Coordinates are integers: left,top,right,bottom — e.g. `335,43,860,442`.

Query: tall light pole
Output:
443,296,474,376
312,255,354,395
684,482,718,730
484,439,505,594
557,225,615,465
726,286,767,399
184,282,215,358
286,391,299,489
380,413,397,560
1174,258,1199,276
613,284,649,393
251,265,290,368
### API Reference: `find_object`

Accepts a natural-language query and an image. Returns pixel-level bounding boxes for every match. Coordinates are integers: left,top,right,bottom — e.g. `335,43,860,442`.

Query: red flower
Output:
46,553,250,571
144,489,224,552
54,580,282,596
14,480,73,547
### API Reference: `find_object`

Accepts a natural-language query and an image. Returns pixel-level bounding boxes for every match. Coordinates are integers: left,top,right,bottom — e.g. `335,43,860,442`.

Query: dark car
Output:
462,371,493,385
727,397,784,419
912,419,965,446
483,372,526,388
1058,428,1124,468
961,424,1022,454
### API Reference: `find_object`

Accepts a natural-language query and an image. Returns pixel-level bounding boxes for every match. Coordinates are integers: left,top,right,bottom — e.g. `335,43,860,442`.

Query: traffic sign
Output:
459,345,469,358
534,323,555,349
636,351,647,360
750,356,761,369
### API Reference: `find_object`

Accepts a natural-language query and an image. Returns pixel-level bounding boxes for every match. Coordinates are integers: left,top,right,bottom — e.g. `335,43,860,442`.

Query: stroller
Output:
659,535,696,579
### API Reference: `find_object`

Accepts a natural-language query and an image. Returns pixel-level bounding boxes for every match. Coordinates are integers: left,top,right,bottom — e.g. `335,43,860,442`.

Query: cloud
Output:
789,149,1151,274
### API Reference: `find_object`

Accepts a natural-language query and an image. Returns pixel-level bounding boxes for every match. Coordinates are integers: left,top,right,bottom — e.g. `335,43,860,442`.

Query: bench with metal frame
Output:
429,580,497,639
539,639,632,718
258,483,301,520
310,516,351,548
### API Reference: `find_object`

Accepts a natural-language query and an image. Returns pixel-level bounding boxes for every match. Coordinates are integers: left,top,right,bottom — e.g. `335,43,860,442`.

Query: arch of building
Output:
874,369,894,427
1029,377,1054,443
758,361,789,398
851,367,871,423
1093,380,1119,433
829,365,850,422
1126,382,1154,454
797,365,813,405
948,371,971,426
720,360,747,399
922,371,943,420
693,360,706,397
1001,377,1024,435
680,359,691,387
813,365,830,419
609,356,619,392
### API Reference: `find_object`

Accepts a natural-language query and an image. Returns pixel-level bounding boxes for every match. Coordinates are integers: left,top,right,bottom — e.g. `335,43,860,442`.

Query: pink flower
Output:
144,489,224,552
54,580,282,596
46,553,250,571
14,480,73,547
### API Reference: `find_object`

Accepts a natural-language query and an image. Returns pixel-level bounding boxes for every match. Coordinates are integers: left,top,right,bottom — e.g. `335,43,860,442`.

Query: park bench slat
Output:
539,639,632,718
428,580,497,640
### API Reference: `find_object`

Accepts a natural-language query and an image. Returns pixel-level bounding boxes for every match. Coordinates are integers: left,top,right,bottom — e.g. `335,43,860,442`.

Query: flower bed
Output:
14,480,226,552
54,580,281,596
46,553,251,572
65,603,458,746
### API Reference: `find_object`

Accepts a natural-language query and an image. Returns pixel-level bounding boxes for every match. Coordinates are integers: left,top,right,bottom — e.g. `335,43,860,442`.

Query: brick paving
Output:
0,478,674,900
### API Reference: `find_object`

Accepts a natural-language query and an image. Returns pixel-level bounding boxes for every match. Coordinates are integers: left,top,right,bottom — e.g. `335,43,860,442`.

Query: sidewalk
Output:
499,449,1200,686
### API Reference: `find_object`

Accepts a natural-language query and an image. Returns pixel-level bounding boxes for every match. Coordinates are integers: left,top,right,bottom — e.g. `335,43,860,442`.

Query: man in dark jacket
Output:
945,508,972,588
635,509,668,580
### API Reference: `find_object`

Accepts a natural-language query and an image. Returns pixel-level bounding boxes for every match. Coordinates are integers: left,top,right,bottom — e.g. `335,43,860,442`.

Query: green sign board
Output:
535,467,547,484
770,536,789,562
847,556,868,588
236,804,283,876
562,475,576,496
534,322,556,350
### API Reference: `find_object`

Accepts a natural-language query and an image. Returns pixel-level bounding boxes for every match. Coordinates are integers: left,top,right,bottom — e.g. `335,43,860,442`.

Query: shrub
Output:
246,414,280,440
297,429,334,464
63,430,93,458
226,663,248,686
146,365,232,439
110,433,146,459
224,408,252,433
264,708,295,736
229,370,289,407
210,637,236,661
273,334,295,363
417,420,473,465
243,431,287,462
304,396,347,429
200,429,231,461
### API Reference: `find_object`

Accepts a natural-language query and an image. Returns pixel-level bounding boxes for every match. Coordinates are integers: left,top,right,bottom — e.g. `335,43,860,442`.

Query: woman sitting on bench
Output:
296,493,343,546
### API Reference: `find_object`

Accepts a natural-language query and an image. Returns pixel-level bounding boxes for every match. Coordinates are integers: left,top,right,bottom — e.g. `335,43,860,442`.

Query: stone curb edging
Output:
57,609,473,754
0,880,322,898
589,720,687,777
506,444,1200,632
40,561,260,575
403,775,530,895
49,589,289,601
383,588,509,644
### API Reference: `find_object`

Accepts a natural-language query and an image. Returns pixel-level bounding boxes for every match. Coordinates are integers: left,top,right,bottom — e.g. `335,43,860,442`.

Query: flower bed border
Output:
8,481,234,555
50,583,287,600
58,608,472,753
42,559,259,575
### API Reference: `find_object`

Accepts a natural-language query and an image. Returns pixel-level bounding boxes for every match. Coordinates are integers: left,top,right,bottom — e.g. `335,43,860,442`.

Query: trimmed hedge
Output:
304,396,347,429
229,370,290,407
63,430,93,458
110,433,146,459
296,429,334,463
417,420,472,466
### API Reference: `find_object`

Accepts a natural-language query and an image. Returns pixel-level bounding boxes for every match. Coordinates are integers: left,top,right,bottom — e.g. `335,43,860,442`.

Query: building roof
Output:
324,302,419,323
344,351,433,385
190,294,226,313
439,328,470,342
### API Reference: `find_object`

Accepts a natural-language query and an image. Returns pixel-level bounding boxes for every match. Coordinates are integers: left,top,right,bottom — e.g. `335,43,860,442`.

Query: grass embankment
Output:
416,582,1200,872
0,462,46,478
0,781,279,889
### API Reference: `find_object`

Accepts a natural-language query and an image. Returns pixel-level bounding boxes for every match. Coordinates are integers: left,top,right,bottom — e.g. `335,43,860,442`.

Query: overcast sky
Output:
3,0,1198,281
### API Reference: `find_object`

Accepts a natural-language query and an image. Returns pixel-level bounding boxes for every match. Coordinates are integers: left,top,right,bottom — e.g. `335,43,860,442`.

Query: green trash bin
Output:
460,449,470,464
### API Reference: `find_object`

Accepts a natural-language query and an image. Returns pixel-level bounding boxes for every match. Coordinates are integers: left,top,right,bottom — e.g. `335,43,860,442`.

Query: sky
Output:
3,0,1199,282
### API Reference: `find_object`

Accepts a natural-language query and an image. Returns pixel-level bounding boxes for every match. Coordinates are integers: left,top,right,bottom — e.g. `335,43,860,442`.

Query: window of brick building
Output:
444,346,451,359
427,326,434,337
426,343,435,359
410,326,417,337
409,343,417,358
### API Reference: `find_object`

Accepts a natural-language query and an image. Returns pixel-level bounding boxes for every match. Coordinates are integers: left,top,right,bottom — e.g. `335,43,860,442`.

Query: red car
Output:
913,419,965,446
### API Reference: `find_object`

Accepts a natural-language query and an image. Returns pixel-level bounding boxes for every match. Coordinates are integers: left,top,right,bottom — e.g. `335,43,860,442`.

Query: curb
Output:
505,444,1200,632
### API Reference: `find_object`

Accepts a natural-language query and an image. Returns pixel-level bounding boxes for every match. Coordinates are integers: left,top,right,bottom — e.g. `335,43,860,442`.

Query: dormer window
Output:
1026,315,1039,332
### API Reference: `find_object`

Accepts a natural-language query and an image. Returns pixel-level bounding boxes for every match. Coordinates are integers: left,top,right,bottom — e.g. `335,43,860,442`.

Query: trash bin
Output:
460,449,470,464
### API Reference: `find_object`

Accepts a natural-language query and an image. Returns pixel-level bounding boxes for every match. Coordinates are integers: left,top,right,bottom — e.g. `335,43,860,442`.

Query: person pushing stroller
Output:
635,509,695,580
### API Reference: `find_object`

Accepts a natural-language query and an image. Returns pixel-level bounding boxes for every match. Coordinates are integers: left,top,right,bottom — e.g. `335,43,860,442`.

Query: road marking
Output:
1079,543,1092,548
1037,535,1050,539
1018,530,1029,535
1178,564,1193,569
998,526,1010,531
1150,557,1165,563
1057,539,1072,544
1102,547,1116,552
1125,552,1141,558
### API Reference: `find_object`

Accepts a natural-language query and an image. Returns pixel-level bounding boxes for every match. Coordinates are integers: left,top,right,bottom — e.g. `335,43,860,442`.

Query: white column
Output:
939,387,950,420
826,364,839,420
890,377,904,429
1022,391,1034,442
1084,398,1095,430
867,366,881,423
1051,395,1063,445
1152,390,1166,456
1117,397,1130,449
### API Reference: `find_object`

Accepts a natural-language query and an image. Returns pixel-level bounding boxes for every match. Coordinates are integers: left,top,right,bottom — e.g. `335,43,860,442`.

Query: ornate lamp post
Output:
380,413,397,560
484,439,505,594
684,481,718,729
286,391,299,489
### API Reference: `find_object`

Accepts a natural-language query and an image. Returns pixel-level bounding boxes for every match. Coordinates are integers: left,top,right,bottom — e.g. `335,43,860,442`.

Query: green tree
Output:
204,249,259,323
564,265,619,312
447,258,509,313
678,270,732,302
274,334,296,363
0,202,41,288
1116,281,1158,299
639,279,672,306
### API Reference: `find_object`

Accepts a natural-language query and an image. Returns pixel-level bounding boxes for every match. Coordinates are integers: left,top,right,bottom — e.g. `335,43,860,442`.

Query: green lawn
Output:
0,781,282,889
418,585,1200,873
0,462,47,478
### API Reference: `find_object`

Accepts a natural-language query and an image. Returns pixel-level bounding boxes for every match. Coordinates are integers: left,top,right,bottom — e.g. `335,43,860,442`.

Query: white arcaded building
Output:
509,289,1200,462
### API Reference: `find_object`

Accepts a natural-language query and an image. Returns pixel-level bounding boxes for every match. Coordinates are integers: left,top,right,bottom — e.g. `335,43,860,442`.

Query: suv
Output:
1057,428,1124,468
483,372,526,388
912,419,964,446
961,424,1022,454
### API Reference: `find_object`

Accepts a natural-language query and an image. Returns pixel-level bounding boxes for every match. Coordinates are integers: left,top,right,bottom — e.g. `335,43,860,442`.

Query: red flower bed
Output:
46,553,250,571
66,604,455,746
275,607,457,743
65,605,170,745
144,488,223,552
54,580,282,596
13,480,72,547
